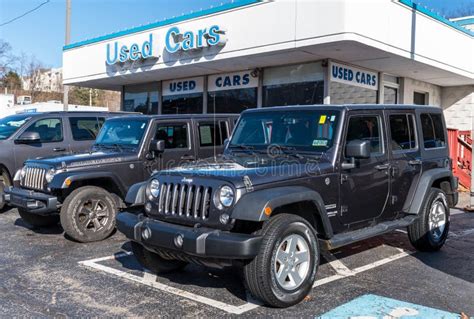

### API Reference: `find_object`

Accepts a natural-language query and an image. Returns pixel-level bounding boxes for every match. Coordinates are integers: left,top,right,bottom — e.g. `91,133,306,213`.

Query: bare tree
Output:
23,56,44,101
0,40,15,80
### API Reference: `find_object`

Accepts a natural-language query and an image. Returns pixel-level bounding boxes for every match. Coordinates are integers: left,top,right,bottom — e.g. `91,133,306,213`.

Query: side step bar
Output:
321,215,418,250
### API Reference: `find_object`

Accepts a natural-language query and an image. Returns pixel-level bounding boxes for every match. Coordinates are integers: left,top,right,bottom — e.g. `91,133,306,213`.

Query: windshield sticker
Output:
141,123,146,129
319,115,327,124
330,115,336,122
312,139,328,147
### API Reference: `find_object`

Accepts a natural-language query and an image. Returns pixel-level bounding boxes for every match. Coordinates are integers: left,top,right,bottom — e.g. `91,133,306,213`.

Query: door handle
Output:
408,159,422,165
375,163,390,170
180,155,195,161
53,147,66,152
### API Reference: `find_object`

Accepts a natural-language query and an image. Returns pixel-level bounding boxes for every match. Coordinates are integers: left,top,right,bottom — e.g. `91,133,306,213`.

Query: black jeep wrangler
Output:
4,114,237,242
117,105,458,307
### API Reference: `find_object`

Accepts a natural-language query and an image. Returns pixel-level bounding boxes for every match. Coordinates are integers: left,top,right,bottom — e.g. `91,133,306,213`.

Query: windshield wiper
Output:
93,143,123,152
228,144,258,155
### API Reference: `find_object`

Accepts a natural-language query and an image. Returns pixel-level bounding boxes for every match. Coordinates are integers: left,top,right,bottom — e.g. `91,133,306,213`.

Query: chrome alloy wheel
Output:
428,196,447,241
274,234,311,290
77,199,110,232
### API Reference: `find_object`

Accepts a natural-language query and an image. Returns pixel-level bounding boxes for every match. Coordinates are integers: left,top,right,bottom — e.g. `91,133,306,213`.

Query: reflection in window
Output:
389,114,416,150
155,124,188,149
25,118,63,142
123,84,158,114
420,113,446,148
69,117,105,141
346,116,382,154
162,93,203,114
208,88,257,113
384,86,398,104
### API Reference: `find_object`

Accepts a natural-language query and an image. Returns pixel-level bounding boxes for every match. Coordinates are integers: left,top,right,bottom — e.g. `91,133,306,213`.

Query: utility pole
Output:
63,0,71,111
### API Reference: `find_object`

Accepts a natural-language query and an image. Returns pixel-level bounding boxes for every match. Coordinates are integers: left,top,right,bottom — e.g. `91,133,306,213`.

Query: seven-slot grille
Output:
158,182,212,220
21,166,47,190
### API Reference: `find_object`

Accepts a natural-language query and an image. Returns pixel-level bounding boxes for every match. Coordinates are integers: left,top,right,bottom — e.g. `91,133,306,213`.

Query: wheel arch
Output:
231,186,334,239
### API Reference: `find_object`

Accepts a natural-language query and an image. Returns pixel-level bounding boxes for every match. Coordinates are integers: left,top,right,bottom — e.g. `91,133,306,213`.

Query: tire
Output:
18,208,60,227
408,187,450,252
60,186,117,243
0,169,12,211
131,241,187,274
243,214,319,308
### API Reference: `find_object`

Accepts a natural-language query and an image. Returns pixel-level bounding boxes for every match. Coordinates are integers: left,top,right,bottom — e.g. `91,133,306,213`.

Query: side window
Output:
389,114,417,151
155,123,188,149
420,113,446,149
69,117,103,141
219,121,229,142
24,118,62,142
198,122,223,147
346,115,383,154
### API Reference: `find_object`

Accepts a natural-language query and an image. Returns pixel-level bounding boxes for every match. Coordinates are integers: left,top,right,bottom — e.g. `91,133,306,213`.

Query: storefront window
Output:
123,83,158,114
162,77,203,114
263,62,324,107
207,71,258,113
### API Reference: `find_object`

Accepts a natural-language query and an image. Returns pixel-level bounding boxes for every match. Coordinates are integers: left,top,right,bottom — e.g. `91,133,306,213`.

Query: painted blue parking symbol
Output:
319,294,459,318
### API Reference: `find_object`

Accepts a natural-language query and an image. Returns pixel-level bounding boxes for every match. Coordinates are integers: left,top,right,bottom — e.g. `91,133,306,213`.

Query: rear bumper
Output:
3,187,58,215
116,212,262,259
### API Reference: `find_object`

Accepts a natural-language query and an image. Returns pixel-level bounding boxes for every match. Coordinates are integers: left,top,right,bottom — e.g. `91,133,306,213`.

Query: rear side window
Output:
389,114,416,151
420,113,446,149
155,123,188,149
198,122,222,147
69,117,104,141
346,115,383,154
24,118,63,142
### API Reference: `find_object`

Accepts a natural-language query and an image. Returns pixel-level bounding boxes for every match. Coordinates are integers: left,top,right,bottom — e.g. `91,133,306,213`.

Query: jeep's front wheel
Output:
131,241,187,273
243,214,319,308
60,186,117,243
18,208,60,227
408,187,450,252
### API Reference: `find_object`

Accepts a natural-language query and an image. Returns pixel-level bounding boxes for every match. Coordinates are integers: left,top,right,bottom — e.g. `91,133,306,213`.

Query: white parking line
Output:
78,245,413,315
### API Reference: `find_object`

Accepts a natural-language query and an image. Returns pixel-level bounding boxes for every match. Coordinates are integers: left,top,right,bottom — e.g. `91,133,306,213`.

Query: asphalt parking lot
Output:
0,205,473,317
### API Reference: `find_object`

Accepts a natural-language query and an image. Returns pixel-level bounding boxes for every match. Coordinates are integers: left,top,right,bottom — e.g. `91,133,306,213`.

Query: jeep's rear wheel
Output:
131,241,187,273
243,214,319,308
18,208,59,227
60,186,117,243
408,187,450,252
0,170,12,211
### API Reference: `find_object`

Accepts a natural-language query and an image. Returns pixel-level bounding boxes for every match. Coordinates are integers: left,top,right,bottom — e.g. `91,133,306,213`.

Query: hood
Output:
25,149,137,170
156,155,333,188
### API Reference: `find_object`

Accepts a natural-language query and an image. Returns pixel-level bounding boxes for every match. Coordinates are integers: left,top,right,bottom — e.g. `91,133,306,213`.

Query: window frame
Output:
153,120,192,151
344,114,385,158
196,121,226,148
24,117,64,143
68,116,103,141
388,113,419,154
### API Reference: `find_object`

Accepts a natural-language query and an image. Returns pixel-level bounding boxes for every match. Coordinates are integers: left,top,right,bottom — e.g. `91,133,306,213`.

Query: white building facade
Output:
23,67,63,93
62,0,474,129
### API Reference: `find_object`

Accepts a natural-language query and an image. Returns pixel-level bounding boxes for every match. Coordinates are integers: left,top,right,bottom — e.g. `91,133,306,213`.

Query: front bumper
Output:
3,187,58,215
117,212,262,259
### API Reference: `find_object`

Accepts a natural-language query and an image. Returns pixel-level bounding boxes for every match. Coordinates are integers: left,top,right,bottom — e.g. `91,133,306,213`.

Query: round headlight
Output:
45,169,56,183
218,185,234,208
20,167,27,179
149,179,160,198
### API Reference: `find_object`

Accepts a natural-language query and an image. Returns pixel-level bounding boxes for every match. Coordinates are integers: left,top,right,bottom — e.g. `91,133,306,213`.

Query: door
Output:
146,120,195,174
14,117,69,166
194,119,229,159
67,116,105,153
339,112,390,226
384,112,422,217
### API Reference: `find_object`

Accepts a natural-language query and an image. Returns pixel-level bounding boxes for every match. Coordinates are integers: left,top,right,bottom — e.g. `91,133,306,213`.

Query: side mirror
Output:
150,139,165,153
342,140,371,169
15,131,41,144
223,138,230,148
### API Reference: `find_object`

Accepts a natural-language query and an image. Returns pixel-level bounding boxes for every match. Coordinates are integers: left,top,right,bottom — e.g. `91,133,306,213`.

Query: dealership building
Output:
63,0,474,130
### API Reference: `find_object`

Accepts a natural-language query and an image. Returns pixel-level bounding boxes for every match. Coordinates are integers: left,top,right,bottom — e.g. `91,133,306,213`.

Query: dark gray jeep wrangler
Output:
117,105,458,307
4,114,236,242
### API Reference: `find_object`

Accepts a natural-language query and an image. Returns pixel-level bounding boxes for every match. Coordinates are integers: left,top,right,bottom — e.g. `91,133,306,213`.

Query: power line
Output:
0,0,50,27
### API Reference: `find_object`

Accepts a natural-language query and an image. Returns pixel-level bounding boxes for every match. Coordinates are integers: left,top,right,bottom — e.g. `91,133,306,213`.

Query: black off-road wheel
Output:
0,169,12,211
243,214,319,308
60,186,117,243
131,241,187,273
18,208,60,227
408,187,450,252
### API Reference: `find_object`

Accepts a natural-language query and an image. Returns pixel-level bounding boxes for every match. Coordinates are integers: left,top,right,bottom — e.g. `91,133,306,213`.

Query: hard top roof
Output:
242,104,442,114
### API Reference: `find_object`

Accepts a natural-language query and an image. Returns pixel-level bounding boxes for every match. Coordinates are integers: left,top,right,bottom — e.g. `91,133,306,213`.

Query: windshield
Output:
230,110,340,153
95,119,148,149
0,114,32,140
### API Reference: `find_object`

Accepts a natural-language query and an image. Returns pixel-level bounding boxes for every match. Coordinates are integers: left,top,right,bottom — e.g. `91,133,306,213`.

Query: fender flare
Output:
404,168,456,215
50,171,127,196
231,186,333,238
124,181,147,206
